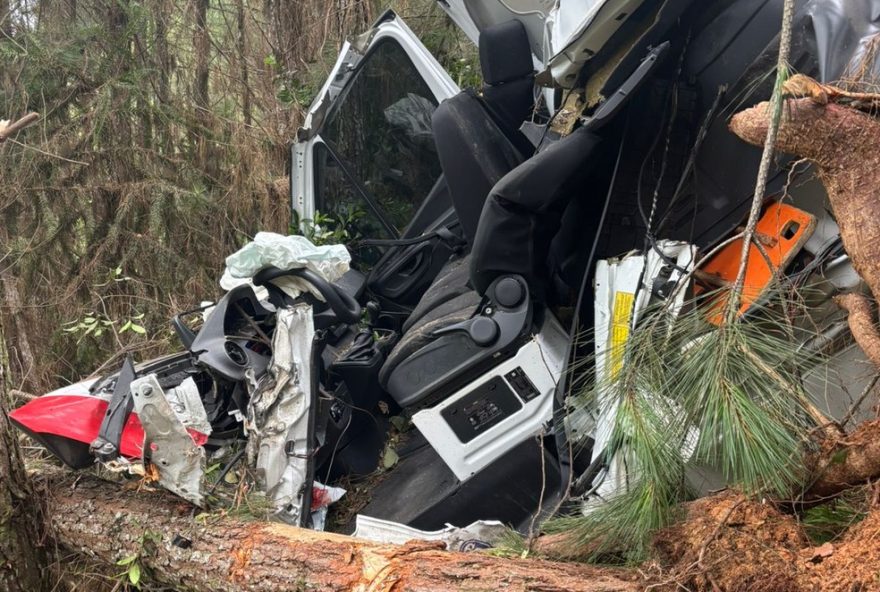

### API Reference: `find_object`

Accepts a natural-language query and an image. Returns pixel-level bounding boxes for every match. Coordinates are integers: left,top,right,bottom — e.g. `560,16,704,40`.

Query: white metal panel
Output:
438,0,647,88
588,242,695,504
412,314,568,481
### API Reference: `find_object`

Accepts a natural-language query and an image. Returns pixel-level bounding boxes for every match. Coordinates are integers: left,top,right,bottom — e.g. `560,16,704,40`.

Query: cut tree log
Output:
41,471,638,592
42,468,880,592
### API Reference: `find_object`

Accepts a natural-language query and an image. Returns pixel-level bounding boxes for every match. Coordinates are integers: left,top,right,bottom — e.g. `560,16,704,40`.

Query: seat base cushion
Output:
379,255,481,393
401,255,473,334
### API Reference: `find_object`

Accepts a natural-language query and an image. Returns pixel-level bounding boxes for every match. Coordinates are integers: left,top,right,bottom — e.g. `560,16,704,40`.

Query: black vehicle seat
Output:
431,19,535,247
380,127,601,409
396,19,534,336
398,255,474,335
478,19,536,135
378,16,600,410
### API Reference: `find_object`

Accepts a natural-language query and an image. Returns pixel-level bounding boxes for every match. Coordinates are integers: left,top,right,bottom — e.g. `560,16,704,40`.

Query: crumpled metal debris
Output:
131,374,210,506
245,303,315,525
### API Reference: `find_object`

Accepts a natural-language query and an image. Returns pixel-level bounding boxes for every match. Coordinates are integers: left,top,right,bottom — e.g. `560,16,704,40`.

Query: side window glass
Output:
312,143,387,268
317,39,444,236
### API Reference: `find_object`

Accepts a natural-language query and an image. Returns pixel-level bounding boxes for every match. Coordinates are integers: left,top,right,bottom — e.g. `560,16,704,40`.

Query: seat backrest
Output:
479,20,535,133
431,94,523,246
469,127,602,297
429,20,536,248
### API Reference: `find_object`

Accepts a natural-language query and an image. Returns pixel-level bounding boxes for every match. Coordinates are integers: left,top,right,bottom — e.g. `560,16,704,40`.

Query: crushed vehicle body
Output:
12,0,880,540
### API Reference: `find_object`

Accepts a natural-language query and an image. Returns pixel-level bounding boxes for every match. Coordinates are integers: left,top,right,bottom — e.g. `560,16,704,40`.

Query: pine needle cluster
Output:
550,289,823,561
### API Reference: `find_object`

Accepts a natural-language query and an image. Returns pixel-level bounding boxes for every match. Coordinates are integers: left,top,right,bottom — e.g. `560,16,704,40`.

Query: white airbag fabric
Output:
220,232,350,300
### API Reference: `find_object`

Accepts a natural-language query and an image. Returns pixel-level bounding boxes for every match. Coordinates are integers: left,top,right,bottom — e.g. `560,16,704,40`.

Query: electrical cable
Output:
205,448,246,498
535,87,576,153
553,110,632,496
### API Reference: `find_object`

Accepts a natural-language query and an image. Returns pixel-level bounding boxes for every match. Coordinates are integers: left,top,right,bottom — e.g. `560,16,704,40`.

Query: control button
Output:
469,317,499,346
495,277,524,308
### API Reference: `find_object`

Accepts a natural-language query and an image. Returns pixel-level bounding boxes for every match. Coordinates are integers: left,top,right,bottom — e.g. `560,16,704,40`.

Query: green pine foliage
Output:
549,289,823,562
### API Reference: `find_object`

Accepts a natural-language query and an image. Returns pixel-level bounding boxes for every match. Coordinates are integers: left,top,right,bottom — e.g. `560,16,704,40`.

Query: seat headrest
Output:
479,20,534,85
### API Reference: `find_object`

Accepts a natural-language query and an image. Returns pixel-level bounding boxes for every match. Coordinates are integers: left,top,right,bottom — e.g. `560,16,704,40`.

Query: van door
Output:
292,11,462,307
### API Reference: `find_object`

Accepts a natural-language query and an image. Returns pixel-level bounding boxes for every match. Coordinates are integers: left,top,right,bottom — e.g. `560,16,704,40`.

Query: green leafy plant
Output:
62,267,148,341
292,208,366,246
63,311,146,341
114,530,160,589
116,553,142,589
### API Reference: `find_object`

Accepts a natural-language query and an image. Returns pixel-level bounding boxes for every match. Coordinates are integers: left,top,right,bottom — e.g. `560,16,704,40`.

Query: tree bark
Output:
730,94,880,503
42,471,637,592
729,97,880,301
0,315,48,591
0,0,10,38
835,293,880,368
193,0,210,116
803,418,880,501
0,113,39,388
0,113,40,142
192,0,212,172
0,268,37,383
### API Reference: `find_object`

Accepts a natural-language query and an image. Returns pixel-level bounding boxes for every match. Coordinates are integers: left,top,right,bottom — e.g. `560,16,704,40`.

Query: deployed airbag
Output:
221,232,350,300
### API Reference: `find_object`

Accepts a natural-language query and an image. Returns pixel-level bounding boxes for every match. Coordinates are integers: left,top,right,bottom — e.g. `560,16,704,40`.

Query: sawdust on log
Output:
799,509,880,591
647,491,880,591
652,492,805,591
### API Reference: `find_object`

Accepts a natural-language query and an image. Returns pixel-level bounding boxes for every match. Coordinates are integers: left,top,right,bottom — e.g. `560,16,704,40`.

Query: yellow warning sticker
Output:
607,291,635,379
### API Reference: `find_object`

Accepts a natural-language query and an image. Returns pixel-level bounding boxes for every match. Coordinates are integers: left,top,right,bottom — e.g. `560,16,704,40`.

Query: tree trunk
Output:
192,0,212,172
0,316,48,591
237,0,252,127
42,471,637,592
193,0,210,116
152,0,173,154
730,96,880,502
0,270,36,388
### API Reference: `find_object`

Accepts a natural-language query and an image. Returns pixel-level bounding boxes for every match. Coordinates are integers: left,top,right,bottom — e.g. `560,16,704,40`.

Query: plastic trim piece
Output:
412,312,567,481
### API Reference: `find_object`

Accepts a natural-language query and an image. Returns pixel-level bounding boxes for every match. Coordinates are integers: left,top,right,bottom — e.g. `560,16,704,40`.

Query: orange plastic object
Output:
696,202,816,324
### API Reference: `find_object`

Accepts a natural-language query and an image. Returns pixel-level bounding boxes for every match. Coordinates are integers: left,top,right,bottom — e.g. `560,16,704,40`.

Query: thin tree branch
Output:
0,112,39,143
